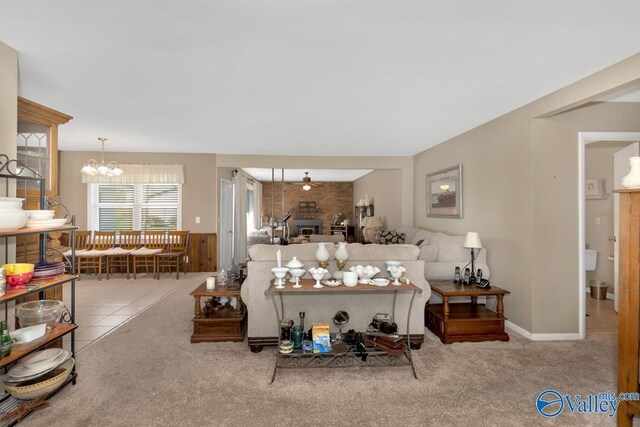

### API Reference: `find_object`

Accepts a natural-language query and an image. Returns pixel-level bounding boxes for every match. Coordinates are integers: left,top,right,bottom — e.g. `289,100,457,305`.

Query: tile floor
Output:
62,272,188,351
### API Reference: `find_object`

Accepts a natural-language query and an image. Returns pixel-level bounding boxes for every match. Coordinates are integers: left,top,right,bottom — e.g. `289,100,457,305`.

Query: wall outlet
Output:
595,217,600,225
195,216,200,224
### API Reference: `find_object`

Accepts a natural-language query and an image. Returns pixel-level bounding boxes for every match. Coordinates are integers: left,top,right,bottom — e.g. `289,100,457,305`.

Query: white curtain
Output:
233,171,248,264
252,180,262,230
81,164,184,184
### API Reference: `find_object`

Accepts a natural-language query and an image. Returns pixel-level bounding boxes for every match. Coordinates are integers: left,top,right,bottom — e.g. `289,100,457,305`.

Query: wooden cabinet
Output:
330,225,355,242
617,189,640,426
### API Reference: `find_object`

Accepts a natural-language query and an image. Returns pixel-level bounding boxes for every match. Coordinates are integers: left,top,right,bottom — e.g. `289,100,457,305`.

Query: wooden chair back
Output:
167,231,189,253
93,231,116,250
119,230,141,249
75,231,92,250
142,231,166,250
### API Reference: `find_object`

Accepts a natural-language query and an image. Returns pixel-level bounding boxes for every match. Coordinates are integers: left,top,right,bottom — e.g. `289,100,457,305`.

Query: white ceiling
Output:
243,168,372,182
1,1,639,156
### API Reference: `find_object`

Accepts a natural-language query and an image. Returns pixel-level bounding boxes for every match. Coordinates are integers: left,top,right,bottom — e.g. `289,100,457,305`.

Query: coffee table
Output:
425,280,510,344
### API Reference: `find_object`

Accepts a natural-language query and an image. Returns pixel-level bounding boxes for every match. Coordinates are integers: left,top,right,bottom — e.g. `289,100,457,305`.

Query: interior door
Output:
219,179,234,272
613,142,639,312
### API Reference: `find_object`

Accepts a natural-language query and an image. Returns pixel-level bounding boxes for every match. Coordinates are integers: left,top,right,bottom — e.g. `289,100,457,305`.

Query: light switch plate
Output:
195,216,200,224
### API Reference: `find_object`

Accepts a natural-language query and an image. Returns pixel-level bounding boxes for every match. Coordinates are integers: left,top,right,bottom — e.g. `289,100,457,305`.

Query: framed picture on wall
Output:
426,164,463,218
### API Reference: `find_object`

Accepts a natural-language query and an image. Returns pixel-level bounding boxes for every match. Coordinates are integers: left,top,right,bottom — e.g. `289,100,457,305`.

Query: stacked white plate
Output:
0,197,28,230
24,218,68,229
5,349,71,383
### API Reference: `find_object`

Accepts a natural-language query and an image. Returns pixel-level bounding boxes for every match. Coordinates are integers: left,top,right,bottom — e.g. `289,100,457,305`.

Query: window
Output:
247,187,255,232
88,183,182,231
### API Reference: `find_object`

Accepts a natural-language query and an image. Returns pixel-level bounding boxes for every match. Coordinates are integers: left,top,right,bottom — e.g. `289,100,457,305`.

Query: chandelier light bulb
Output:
81,138,124,177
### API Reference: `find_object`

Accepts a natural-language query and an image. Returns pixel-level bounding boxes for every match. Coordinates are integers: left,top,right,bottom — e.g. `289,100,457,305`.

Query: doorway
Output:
219,179,234,271
578,132,640,338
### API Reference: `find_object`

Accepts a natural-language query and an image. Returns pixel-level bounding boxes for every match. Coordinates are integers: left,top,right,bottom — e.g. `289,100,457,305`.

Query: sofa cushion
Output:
396,227,434,246
419,243,438,262
248,243,335,262
430,233,469,262
377,230,405,245
346,243,419,261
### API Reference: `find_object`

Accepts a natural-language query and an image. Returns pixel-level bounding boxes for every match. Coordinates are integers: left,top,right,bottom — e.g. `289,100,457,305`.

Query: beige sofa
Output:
395,227,490,281
241,243,431,352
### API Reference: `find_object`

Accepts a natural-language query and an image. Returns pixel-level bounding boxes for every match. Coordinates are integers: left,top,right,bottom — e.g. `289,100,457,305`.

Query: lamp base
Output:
337,260,346,270
318,261,329,269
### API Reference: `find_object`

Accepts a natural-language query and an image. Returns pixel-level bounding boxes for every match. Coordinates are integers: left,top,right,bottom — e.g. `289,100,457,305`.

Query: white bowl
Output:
350,265,381,283
0,197,24,210
0,210,29,230
4,358,74,400
9,324,47,350
343,271,358,287
370,278,390,287
27,210,56,220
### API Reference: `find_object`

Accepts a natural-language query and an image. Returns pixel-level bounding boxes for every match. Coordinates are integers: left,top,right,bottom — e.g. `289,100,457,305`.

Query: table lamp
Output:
463,232,483,284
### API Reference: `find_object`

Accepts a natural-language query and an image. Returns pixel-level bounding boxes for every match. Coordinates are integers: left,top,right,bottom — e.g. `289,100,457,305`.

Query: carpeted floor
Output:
23,273,617,426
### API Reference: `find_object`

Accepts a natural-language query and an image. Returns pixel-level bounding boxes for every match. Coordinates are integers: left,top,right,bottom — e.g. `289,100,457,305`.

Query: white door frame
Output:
578,132,640,339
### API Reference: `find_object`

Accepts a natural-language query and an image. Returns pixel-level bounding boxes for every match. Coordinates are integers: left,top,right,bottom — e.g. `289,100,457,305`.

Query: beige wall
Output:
59,151,217,233
0,41,17,265
413,51,640,335
414,107,534,331
530,103,640,333
584,142,629,294
353,169,402,230
0,41,17,179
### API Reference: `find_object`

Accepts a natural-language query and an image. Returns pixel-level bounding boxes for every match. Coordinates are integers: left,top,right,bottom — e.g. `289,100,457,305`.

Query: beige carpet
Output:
22,273,616,426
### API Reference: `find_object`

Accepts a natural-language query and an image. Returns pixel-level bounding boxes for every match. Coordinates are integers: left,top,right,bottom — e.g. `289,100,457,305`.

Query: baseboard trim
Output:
505,321,531,339
505,321,581,341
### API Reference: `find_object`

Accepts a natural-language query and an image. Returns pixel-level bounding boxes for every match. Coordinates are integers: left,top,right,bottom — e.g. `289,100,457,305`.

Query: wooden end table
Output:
190,277,247,343
425,280,510,344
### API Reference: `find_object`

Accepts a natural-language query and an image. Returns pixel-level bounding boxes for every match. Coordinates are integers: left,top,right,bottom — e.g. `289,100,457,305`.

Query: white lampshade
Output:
463,232,483,249
363,216,382,229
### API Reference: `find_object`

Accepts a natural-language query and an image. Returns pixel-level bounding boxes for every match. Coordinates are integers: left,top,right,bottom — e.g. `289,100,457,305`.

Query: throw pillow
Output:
377,230,405,245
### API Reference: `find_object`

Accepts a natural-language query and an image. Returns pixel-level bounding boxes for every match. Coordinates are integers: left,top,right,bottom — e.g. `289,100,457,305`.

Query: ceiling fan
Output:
293,172,323,191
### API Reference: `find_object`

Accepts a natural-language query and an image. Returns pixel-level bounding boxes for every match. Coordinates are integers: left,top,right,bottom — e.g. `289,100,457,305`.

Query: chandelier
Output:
80,137,124,177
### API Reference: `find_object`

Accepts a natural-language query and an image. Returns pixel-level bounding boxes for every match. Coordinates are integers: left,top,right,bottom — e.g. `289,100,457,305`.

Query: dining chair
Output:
106,230,141,280
77,231,116,281
155,230,190,279
130,230,166,279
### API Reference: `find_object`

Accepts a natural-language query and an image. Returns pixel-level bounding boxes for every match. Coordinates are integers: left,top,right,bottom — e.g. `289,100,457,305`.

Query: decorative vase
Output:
622,157,640,189
315,242,329,268
335,242,348,270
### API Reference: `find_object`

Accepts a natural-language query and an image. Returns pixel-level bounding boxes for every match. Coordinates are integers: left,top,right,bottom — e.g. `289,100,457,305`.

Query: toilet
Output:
585,249,598,271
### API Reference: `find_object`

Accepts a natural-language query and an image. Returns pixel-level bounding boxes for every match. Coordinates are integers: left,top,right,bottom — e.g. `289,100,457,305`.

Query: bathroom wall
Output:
585,140,632,294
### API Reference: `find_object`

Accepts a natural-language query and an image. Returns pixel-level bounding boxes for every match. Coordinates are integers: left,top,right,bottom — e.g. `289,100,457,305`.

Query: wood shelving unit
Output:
0,154,77,426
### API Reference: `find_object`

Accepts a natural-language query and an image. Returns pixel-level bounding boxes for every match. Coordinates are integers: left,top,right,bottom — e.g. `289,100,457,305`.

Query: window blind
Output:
88,183,181,231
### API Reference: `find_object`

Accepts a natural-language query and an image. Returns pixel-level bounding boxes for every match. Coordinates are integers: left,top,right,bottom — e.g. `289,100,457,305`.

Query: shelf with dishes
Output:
0,323,77,369
0,274,76,305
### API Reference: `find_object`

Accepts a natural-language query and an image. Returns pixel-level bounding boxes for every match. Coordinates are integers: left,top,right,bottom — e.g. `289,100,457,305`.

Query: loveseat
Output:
395,227,490,281
241,242,431,352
